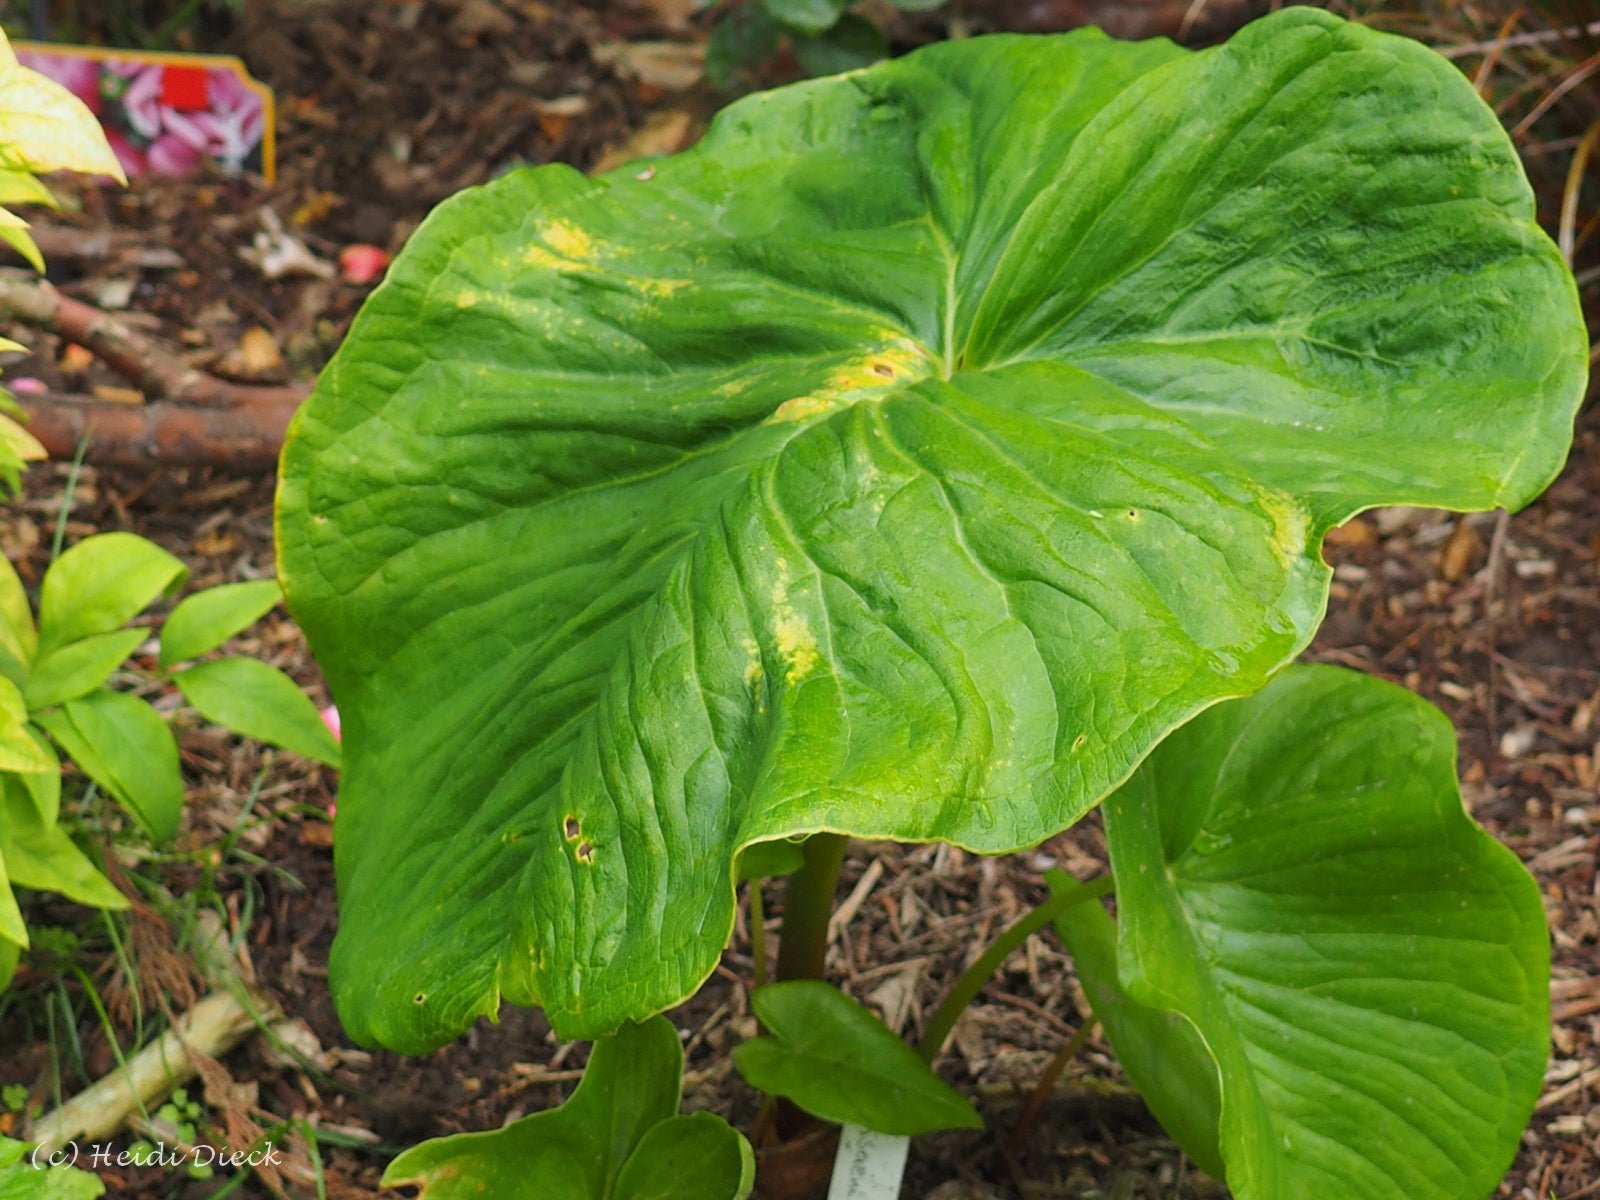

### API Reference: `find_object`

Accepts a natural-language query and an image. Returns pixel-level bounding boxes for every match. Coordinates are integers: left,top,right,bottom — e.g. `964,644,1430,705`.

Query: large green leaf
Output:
383,1016,752,1200
734,981,981,1134
1097,666,1549,1200
276,9,1586,1047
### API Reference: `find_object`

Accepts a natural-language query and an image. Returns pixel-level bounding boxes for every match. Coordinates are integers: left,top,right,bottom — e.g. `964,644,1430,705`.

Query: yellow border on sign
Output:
14,40,275,182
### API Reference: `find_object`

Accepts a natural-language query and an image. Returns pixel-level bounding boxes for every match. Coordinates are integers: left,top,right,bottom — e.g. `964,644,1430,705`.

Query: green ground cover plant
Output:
0,532,340,991
275,8,1588,1197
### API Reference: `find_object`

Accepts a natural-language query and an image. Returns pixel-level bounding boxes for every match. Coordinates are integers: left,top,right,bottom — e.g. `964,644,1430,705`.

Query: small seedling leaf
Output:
734,980,981,1135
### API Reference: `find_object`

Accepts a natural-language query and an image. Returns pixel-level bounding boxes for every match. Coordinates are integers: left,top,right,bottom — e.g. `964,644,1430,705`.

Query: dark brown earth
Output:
0,2,1596,1197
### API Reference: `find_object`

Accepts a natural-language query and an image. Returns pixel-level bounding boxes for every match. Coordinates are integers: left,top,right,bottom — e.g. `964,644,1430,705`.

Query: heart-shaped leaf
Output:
734,980,981,1134
1095,665,1549,1200
382,1015,752,1200
276,9,1585,1047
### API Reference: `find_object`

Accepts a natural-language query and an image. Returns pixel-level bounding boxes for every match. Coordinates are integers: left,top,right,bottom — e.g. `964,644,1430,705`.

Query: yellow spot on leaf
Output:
767,339,930,425
1257,490,1310,566
774,610,818,686
543,220,593,260
770,572,819,686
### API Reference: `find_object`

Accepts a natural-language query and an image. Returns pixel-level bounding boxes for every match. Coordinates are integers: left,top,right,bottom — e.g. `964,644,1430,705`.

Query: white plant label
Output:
827,1124,910,1200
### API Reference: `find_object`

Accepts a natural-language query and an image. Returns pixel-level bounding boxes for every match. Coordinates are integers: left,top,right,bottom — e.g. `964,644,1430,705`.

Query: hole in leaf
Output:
576,842,594,864
870,362,893,378
413,992,426,1005
563,816,581,840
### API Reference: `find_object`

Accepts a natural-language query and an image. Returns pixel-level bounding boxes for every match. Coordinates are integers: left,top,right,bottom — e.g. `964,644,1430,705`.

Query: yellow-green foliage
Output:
0,27,125,493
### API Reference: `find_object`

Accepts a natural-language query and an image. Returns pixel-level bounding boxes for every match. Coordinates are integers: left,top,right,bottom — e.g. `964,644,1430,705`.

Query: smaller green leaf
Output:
1048,871,1224,1179
23,629,144,710
37,533,185,656
0,934,18,991
159,579,282,669
0,850,27,948
0,168,55,207
0,558,34,669
0,785,126,911
175,658,341,767
736,839,805,882
761,0,850,36
885,0,944,10
0,214,41,273
734,981,981,1135
0,1134,106,1199
793,14,886,77
0,414,45,497
33,691,183,843
614,1113,754,1200
383,1016,685,1198
705,7,783,89
0,678,51,775
0,31,126,182
18,727,58,824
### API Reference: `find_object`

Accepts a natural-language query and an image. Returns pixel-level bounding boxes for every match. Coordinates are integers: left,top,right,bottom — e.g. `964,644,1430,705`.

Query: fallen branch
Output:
26,988,283,1155
16,389,301,469
0,268,306,409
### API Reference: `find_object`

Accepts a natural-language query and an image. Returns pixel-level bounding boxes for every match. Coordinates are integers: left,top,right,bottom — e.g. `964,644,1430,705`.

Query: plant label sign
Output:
13,42,274,180
828,1125,910,1200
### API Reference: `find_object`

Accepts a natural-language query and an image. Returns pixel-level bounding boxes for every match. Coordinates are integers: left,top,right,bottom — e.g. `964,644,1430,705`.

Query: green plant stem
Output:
1005,1018,1097,1156
915,873,1114,1064
750,880,768,990
50,434,91,562
773,832,848,983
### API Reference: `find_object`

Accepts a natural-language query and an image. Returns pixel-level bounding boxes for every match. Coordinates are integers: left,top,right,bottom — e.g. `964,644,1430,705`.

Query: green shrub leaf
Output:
33,691,183,843
761,0,850,36
36,534,185,657
0,30,125,182
0,782,126,911
0,851,26,948
734,980,981,1134
0,554,35,669
23,629,145,710
175,658,341,767
793,15,886,77
159,579,282,668
0,1134,105,1199
276,9,1586,1047
1097,665,1549,1200
382,1016,749,1199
